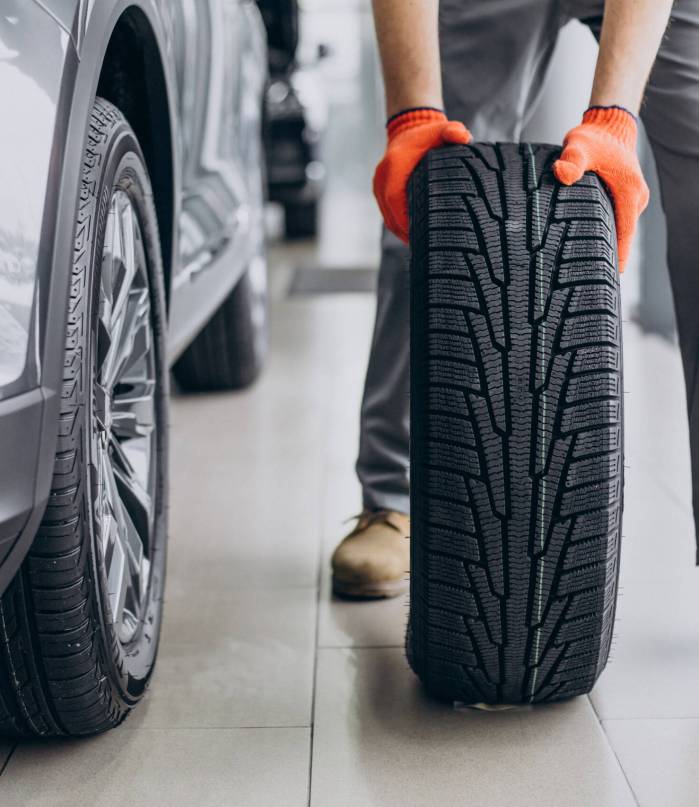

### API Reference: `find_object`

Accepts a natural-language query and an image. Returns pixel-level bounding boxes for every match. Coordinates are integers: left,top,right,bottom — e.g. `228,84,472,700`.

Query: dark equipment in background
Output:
258,0,326,239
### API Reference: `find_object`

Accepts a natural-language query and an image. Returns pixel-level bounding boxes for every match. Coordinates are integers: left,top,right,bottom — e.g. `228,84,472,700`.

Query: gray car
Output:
0,0,268,737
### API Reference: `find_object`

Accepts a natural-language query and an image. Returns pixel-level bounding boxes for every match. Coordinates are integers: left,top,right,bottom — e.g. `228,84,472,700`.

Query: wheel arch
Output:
96,7,176,309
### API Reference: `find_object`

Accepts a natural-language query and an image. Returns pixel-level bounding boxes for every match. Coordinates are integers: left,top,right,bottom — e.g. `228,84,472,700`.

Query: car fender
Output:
0,0,179,593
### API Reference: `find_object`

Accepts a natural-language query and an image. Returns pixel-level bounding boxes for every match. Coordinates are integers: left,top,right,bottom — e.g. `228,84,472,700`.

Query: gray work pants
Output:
357,0,699,532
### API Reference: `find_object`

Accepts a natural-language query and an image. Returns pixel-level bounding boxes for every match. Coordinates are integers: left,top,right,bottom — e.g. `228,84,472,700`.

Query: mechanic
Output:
331,0,698,599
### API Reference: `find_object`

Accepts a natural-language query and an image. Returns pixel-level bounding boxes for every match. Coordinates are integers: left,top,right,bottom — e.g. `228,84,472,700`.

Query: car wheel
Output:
284,200,318,240
407,143,623,704
0,98,168,737
172,251,267,392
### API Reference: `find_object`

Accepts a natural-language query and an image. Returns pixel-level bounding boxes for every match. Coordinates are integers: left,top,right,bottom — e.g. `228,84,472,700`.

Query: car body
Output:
0,0,267,595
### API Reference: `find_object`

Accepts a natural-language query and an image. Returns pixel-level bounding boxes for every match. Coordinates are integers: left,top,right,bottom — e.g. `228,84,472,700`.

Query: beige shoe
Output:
331,510,410,599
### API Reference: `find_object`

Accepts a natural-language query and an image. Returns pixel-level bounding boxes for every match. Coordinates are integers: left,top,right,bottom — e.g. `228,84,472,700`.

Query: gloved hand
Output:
554,106,649,272
373,107,472,243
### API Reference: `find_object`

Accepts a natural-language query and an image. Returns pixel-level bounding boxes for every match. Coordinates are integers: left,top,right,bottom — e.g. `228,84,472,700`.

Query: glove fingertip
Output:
553,159,584,186
443,122,472,144
616,239,631,273
384,200,409,244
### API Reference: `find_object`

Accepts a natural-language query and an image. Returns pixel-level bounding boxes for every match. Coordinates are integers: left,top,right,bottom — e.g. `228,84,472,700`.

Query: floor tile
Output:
603,719,699,807
310,648,635,807
619,463,696,582
170,295,373,588
590,563,699,720
167,442,323,589
317,572,407,649
622,324,692,513
590,442,699,719
167,295,351,590
130,587,316,729
4,728,309,807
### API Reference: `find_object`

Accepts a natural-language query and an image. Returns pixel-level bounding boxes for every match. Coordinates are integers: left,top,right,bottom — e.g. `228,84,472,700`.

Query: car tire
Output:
407,143,623,704
284,200,318,240
0,98,168,737
172,252,267,392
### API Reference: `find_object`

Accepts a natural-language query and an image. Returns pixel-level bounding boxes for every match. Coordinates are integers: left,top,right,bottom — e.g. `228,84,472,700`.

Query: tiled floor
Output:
1,262,697,806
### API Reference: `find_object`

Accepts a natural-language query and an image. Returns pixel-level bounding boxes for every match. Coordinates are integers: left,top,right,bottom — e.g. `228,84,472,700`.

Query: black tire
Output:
408,143,623,704
284,200,318,240
172,255,267,392
0,99,168,737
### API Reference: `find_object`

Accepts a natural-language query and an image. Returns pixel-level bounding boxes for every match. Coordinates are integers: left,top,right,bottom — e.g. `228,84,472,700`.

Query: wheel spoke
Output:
112,380,155,441
100,205,117,308
98,448,129,627
102,288,150,390
111,439,152,543
107,538,129,631
99,195,146,388
112,197,138,321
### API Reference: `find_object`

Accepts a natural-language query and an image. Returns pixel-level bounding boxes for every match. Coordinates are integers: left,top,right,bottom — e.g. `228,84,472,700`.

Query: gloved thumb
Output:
554,144,587,185
442,121,472,145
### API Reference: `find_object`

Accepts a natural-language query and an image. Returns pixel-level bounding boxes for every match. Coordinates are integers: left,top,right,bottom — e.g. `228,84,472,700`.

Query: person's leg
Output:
637,3,699,559
575,1,699,557
356,227,411,513
356,0,566,515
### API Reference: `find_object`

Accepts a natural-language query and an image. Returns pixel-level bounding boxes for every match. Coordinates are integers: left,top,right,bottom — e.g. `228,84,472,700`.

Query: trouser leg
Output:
356,227,412,513
356,0,563,513
638,4,699,558
574,0,699,557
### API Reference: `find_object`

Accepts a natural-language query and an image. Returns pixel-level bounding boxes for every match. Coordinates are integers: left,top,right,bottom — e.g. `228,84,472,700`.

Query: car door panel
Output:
168,0,266,358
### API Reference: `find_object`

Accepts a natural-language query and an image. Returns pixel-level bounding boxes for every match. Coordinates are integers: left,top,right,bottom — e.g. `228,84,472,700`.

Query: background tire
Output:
408,143,623,704
284,200,318,240
172,252,267,392
0,98,168,737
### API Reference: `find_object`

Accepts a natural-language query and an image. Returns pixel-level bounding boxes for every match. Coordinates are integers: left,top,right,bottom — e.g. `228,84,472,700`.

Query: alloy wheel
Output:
93,189,157,645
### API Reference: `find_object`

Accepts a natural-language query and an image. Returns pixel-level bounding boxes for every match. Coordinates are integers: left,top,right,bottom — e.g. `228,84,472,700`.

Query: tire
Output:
0,98,169,737
408,143,623,705
172,253,267,392
284,200,318,240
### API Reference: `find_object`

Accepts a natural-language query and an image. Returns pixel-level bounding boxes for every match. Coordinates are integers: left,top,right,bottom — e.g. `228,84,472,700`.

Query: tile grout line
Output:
0,743,17,778
306,558,322,807
587,696,641,807
602,715,699,721
111,725,314,732
307,344,336,807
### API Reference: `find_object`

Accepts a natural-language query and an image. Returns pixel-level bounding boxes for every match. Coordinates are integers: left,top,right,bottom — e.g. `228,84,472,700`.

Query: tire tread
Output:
408,143,623,704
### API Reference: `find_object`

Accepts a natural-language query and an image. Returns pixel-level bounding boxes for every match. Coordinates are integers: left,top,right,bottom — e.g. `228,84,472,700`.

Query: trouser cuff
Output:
362,490,410,516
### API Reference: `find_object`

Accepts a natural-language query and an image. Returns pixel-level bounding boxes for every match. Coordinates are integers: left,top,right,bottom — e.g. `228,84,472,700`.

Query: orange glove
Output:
373,107,472,242
554,106,649,272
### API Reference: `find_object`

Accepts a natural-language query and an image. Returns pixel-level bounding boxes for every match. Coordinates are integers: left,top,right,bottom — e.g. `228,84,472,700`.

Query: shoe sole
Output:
332,576,408,600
